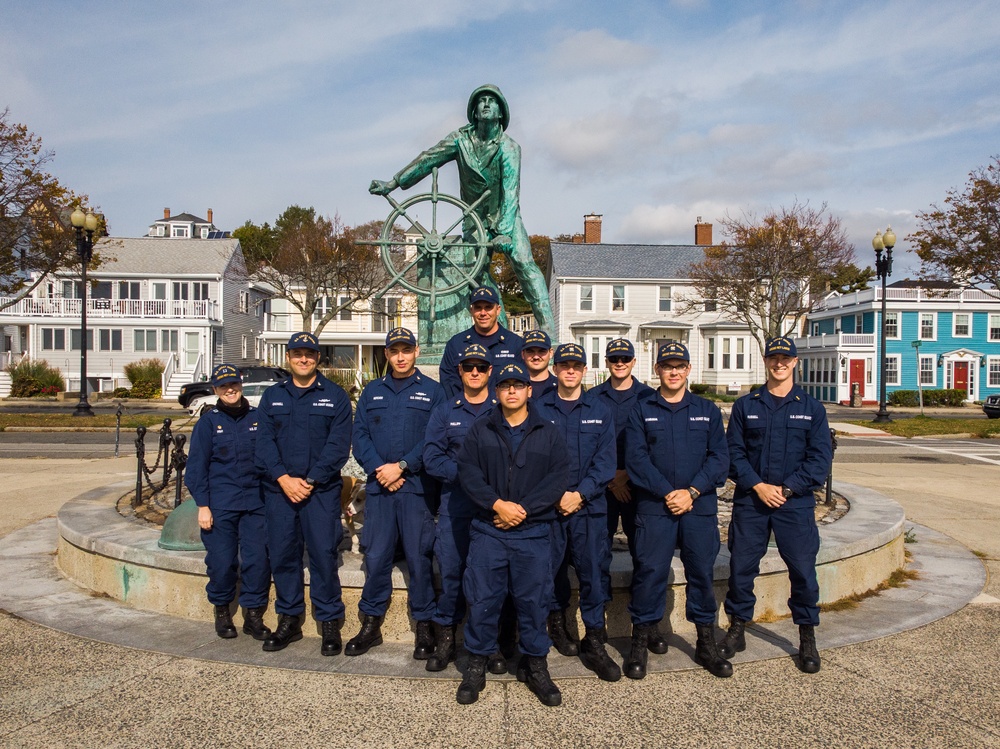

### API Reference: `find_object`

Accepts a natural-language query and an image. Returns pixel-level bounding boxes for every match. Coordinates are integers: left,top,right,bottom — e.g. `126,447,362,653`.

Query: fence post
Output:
159,418,173,487
172,434,187,508
826,427,839,506
133,426,146,507
114,402,123,458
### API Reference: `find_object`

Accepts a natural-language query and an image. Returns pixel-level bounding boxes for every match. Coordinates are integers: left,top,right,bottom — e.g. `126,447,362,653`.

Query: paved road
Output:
833,436,1000,466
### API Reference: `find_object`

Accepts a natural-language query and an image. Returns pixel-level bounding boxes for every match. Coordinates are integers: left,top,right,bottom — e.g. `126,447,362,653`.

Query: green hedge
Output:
5,359,65,397
889,389,968,407
123,358,164,399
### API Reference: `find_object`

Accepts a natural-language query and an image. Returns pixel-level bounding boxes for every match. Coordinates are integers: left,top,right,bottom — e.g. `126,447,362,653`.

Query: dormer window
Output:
200,227,209,239
172,226,189,238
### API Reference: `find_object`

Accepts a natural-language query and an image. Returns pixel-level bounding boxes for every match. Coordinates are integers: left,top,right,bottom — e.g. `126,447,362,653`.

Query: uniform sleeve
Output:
576,404,617,502
394,132,462,190
308,388,353,486
438,340,461,399
519,427,570,517
688,404,730,495
727,398,764,492
351,389,383,476
423,403,458,484
783,401,833,496
400,381,445,472
456,422,501,511
625,406,674,498
184,417,213,507
254,389,288,482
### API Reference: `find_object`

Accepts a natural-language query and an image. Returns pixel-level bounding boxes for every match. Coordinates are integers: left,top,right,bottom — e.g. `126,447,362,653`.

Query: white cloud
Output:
548,29,657,74
619,201,730,244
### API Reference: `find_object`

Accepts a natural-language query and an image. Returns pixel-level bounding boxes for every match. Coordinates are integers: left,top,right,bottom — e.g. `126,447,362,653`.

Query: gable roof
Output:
90,237,242,276
150,212,210,225
548,242,705,282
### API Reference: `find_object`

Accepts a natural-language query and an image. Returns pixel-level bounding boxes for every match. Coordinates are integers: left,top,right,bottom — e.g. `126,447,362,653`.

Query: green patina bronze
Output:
158,497,206,551
366,84,555,363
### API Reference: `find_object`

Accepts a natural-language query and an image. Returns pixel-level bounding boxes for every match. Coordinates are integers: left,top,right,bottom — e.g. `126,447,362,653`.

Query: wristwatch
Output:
397,460,408,473
306,477,316,487
688,487,700,500
781,486,793,499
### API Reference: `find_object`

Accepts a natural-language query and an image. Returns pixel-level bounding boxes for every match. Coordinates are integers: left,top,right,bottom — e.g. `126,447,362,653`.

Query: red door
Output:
954,362,969,395
850,360,865,399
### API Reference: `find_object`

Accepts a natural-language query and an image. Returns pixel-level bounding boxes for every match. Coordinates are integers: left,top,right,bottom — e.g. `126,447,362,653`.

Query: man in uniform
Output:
535,343,619,681
347,327,445,660
521,329,558,400
720,336,832,674
455,363,569,706
437,286,522,398
624,342,731,679
422,343,496,672
255,332,353,655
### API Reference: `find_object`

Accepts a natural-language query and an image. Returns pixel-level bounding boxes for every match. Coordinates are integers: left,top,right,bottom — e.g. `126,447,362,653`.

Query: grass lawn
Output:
845,415,1000,438
0,412,190,431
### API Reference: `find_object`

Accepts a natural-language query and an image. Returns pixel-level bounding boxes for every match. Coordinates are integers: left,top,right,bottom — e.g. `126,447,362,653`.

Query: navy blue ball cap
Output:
656,341,690,364
605,338,635,358
287,331,320,352
469,286,500,305
764,336,798,358
553,343,586,364
459,343,490,363
522,329,551,349
385,327,417,347
210,363,242,387
496,362,530,384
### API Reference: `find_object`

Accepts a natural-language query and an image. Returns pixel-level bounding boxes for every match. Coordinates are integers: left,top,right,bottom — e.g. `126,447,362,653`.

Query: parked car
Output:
187,380,280,417
983,394,1000,419
177,366,289,407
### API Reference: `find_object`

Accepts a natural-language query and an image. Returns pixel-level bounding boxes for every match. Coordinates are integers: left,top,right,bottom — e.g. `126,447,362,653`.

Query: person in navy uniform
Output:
422,343,496,672
255,332,353,655
589,338,654,562
347,327,446,659
521,329,558,400
535,343,620,681
185,363,271,641
624,342,732,679
438,286,523,398
720,336,832,674
454,362,569,706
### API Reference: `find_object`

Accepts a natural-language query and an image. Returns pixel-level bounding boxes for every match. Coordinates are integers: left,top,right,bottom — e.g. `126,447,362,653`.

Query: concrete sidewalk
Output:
1,455,998,748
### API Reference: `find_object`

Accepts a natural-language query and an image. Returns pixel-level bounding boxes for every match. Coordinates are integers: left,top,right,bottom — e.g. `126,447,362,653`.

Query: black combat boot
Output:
624,624,650,680
547,610,579,656
579,626,622,682
647,622,669,654
413,619,434,660
320,619,343,656
798,624,821,673
456,654,488,705
718,617,747,659
695,624,734,678
516,655,562,707
214,604,237,639
262,614,303,652
241,606,271,641
344,614,383,656
487,651,508,674
426,623,456,672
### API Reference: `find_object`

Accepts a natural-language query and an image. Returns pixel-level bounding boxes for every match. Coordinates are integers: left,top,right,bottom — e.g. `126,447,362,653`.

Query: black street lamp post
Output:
872,226,896,424
70,208,99,417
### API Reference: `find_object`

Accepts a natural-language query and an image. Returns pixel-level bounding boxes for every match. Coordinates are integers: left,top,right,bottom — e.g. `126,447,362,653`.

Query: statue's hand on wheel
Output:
369,179,397,196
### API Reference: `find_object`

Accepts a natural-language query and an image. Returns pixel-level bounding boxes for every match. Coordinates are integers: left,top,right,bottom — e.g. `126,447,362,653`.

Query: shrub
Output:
889,389,969,407
5,359,65,397
690,383,710,395
123,358,164,400
111,387,131,399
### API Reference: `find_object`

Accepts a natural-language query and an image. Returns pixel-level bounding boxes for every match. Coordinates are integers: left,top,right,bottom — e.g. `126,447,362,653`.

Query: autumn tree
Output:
684,202,856,357
492,234,552,314
0,108,92,311
233,206,392,336
910,156,1000,297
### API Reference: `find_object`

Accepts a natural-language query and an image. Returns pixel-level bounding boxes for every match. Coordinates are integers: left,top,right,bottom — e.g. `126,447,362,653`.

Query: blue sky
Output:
3,0,998,278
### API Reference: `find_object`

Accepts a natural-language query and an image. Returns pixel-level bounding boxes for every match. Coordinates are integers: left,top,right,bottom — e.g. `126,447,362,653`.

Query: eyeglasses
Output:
657,363,689,373
607,356,633,365
496,381,528,391
461,362,490,373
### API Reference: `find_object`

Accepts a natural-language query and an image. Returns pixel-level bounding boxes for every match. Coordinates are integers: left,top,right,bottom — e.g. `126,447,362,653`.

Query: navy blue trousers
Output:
629,511,720,626
550,511,611,630
359,490,436,621
606,489,637,564
201,507,270,608
265,487,344,621
432,513,472,626
724,502,820,626
463,520,553,657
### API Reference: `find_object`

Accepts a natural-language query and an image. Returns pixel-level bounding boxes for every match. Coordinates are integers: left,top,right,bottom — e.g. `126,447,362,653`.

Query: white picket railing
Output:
0,297,220,320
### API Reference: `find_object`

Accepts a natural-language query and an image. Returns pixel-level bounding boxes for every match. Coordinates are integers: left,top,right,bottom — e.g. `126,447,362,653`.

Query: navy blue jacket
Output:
527,372,558,401
457,404,569,527
185,404,263,512
625,390,729,516
423,395,497,517
254,373,353,489
534,389,617,515
439,325,523,398
353,370,445,496
590,376,655,469
727,384,832,508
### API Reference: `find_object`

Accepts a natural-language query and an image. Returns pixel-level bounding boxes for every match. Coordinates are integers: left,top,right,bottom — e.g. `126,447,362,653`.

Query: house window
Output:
118,282,141,300
193,282,209,301
339,296,352,321
953,313,971,337
919,312,936,340
372,298,386,332
590,337,600,369
200,227,209,239
919,355,935,387
70,329,94,351
886,355,900,386
722,338,731,369
854,313,863,333
884,311,899,339
242,335,248,359
42,328,66,350
658,286,672,312
92,282,112,299
707,338,715,369
989,357,1000,387
98,329,123,352
579,285,593,312
171,226,189,238
239,291,249,314
134,329,157,352
811,322,819,336
736,338,746,369
62,280,81,299
704,288,717,312
313,296,331,321
156,225,165,237
152,282,167,300
611,285,625,312
160,330,178,352
990,314,1000,341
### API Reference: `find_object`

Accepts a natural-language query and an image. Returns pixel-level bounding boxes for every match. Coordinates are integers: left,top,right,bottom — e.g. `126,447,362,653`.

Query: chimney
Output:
695,216,713,246
207,208,213,224
163,207,171,220
572,234,584,244
584,213,603,244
